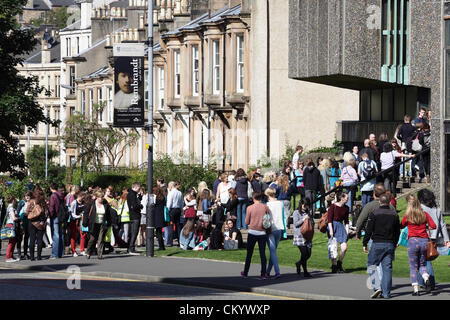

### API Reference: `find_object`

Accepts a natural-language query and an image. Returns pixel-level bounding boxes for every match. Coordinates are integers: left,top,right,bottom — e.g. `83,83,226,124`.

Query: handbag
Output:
81,204,94,232
31,220,46,231
319,205,334,233
224,239,238,250
28,201,43,220
426,226,439,261
0,213,15,240
184,206,196,219
300,215,314,242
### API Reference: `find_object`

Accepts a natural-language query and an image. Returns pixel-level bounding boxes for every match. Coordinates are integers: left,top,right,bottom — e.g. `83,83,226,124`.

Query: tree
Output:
0,0,54,178
26,145,66,182
63,103,139,172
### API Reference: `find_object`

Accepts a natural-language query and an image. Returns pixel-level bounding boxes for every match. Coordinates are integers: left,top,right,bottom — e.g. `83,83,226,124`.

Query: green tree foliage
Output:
0,0,53,178
63,103,139,172
30,7,71,28
26,145,66,182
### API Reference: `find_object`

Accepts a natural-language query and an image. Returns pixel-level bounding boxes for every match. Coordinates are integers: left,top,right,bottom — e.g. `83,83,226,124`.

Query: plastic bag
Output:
398,227,408,247
328,237,338,260
193,240,208,251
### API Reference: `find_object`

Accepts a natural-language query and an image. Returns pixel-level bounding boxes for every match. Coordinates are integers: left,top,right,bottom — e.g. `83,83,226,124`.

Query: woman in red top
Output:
401,196,436,296
327,191,350,273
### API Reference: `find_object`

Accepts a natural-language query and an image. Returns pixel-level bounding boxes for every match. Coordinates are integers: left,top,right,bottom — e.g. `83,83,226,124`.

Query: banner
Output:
113,43,145,127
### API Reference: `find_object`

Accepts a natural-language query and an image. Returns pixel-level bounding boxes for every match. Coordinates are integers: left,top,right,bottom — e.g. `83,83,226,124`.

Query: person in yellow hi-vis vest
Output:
118,188,130,245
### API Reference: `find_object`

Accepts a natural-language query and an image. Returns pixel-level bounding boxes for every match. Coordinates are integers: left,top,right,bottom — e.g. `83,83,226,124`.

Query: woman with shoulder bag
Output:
401,195,436,296
4,195,19,262
26,189,48,261
416,189,450,292
293,198,313,277
83,190,113,260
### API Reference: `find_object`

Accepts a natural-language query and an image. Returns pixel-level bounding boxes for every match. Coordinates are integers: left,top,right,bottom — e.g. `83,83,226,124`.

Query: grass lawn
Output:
153,195,450,282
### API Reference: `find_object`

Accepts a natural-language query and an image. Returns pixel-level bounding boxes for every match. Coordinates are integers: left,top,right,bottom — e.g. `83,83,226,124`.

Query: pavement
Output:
0,245,449,300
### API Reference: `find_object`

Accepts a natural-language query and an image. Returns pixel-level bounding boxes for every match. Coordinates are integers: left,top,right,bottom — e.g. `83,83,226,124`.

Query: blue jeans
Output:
361,191,373,208
50,217,64,258
417,261,435,288
179,231,195,250
237,198,248,230
367,242,395,298
368,239,383,282
243,233,267,276
411,156,424,178
343,182,355,213
267,230,282,275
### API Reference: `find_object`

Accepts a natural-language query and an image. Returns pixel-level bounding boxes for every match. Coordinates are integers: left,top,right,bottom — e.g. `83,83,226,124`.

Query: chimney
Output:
42,41,51,64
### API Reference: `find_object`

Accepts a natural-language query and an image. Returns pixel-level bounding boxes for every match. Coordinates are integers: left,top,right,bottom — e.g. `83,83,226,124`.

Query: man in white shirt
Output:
166,181,183,247
292,145,303,170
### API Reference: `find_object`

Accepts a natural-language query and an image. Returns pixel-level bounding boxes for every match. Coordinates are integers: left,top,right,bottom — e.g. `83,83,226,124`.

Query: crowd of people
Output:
0,109,448,297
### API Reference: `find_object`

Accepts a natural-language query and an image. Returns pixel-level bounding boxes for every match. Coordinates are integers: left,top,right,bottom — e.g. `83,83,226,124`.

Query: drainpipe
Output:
222,26,227,171
266,0,270,156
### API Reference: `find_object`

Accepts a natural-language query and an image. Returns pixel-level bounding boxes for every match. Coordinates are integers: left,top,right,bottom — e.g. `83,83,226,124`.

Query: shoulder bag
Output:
300,214,314,241
28,201,43,220
426,226,439,261
319,205,334,233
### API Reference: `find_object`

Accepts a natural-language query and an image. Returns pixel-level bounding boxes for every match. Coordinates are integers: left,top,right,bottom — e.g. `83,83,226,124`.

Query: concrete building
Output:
288,0,449,213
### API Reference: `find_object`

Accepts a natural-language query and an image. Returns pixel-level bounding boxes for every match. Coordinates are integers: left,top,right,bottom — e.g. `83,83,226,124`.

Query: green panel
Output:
360,91,371,121
405,86,417,117
394,87,406,120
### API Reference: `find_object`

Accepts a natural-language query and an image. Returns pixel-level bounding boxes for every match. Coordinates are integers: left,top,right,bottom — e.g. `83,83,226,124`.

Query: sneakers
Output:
5,258,19,263
371,289,382,299
80,251,86,256
240,271,248,279
272,273,281,279
257,275,268,280
128,251,140,256
73,252,78,257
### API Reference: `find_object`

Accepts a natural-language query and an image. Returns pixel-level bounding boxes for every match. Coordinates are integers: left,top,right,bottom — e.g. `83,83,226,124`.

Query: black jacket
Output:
225,198,238,217
154,196,167,228
363,205,400,248
82,200,113,233
397,123,415,144
235,176,249,199
359,147,376,161
127,189,142,221
303,166,321,191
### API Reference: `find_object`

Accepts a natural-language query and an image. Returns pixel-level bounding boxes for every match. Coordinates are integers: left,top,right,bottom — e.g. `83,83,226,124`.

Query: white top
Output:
266,200,285,232
140,194,148,214
218,183,231,204
380,151,400,170
6,205,16,225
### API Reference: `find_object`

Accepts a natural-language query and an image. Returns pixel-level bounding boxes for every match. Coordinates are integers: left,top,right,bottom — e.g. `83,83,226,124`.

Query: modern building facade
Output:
288,0,449,212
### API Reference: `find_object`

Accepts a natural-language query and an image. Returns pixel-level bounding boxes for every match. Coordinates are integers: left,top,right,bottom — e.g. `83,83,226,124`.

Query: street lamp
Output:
146,0,155,258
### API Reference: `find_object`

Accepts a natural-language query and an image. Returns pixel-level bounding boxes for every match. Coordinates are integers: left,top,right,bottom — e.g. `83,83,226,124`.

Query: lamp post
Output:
146,0,155,257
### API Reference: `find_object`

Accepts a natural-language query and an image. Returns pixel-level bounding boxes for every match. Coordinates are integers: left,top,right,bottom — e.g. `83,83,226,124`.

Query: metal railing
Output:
312,147,430,204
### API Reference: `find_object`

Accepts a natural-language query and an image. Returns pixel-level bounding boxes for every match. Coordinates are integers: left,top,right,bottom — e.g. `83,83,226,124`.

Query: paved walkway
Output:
0,247,449,300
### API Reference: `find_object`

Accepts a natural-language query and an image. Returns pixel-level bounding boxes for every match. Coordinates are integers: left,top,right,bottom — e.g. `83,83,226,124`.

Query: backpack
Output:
362,160,375,178
262,212,272,230
57,197,69,223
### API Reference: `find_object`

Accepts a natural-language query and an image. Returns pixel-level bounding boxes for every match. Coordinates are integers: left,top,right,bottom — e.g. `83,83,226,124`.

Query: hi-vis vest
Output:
118,199,130,223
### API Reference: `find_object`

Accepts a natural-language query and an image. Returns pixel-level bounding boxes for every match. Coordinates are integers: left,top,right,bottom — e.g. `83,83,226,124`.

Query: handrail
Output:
312,147,430,203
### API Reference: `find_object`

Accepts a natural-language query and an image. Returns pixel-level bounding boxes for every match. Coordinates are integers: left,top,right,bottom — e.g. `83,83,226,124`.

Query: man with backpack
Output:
357,153,378,207
49,182,65,259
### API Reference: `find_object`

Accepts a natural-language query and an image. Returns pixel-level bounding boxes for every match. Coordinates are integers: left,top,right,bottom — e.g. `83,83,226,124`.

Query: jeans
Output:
267,230,282,275
50,217,64,258
417,261,435,288
343,183,355,213
407,237,428,285
243,233,267,276
179,231,195,250
128,220,140,252
361,191,373,208
237,198,248,230
368,239,383,281
367,242,395,298
411,155,424,178
166,208,181,246
120,222,130,243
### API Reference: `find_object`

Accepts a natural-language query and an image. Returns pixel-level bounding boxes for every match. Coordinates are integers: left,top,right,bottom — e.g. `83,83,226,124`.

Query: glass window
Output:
382,88,393,121
394,87,406,120
89,89,93,122
81,90,85,115
192,45,199,96
371,90,382,121
55,75,60,98
237,35,244,92
174,50,181,98
69,66,75,94
107,87,113,122
213,40,220,94
360,90,370,121
159,67,164,109
405,86,417,118
97,88,103,122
